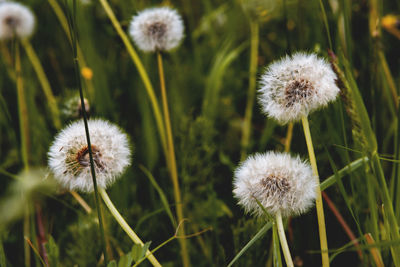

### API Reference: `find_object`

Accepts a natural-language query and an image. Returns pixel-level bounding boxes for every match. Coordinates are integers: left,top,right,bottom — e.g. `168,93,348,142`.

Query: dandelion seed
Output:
129,7,184,52
258,52,339,124
61,95,90,119
48,119,131,193
0,2,35,40
233,151,317,218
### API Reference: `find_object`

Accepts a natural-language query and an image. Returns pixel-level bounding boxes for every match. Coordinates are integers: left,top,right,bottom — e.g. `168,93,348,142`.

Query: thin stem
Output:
284,122,294,152
47,0,95,100
98,188,161,267
15,39,31,267
98,0,167,155
301,116,329,267
21,39,61,129
276,211,294,267
64,0,107,263
318,0,333,50
15,41,29,170
70,190,92,214
157,51,190,267
240,20,259,160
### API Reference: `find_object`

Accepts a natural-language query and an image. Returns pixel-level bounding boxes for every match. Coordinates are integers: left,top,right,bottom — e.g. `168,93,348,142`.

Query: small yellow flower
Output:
81,67,93,80
382,15,398,29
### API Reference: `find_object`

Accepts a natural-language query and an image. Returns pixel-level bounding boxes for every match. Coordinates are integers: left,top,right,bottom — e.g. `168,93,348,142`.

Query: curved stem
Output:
98,0,167,155
21,39,61,129
276,211,294,267
240,20,259,160
301,116,329,267
157,51,190,267
98,188,162,267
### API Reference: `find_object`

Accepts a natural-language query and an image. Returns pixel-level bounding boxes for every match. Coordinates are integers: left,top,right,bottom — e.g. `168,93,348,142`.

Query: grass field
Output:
1,0,400,266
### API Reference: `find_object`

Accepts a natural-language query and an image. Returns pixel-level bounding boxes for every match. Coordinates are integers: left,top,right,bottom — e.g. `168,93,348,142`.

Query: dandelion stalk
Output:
157,51,190,267
97,0,167,154
20,38,61,129
15,39,31,267
98,188,162,267
241,20,259,160
64,0,107,263
301,116,329,267
47,0,95,100
276,211,294,267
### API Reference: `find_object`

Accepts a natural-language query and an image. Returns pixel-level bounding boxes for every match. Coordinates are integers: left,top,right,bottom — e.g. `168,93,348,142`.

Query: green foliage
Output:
1,0,400,266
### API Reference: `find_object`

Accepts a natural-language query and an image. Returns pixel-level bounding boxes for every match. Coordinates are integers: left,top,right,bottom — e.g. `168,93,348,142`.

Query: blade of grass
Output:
320,156,368,191
227,222,272,267
139,165,176,227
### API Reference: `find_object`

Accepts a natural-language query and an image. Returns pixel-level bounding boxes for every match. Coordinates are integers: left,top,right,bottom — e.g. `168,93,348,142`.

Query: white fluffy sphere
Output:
258,52,340,124
233,151,317,218
0,2,35,40
129,7,184,52
48,119,132,193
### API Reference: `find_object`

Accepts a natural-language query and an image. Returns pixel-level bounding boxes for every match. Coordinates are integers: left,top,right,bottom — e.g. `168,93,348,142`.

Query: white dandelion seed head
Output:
129,7,184,52
258,52,340,124
48,119,132,193
233,151,317,218
0,1,35,40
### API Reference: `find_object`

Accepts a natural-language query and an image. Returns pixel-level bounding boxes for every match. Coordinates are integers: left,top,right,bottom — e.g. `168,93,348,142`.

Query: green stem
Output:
318,0,333,50
371,152,400,264
64,1,108,263
98,0,167,155
301,116,329,267
276,211,294,267
15,39,31,267
15,41,29,170
157,51,190,267
240,20,259,160
99,188,162,267
21,39,61,129
47,0,95,100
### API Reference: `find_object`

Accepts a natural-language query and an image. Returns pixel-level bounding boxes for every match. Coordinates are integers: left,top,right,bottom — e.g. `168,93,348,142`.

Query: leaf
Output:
118,252,133,267
131,242,152,263
107,260,117,267
45,236,60,267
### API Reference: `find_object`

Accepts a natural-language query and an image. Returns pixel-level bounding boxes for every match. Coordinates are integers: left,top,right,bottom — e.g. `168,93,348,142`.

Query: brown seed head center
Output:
147,22,167,39
260,175,290,195
76,145,104,170
284,78,314,107
4,16,19,28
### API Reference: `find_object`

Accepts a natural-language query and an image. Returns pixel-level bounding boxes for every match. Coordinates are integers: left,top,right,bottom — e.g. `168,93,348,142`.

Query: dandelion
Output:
233,151,316,218
258,52,339,124
48,119,131,193
61,95,90,119
0,1,35,40
233,151,316,267
129,7,184,52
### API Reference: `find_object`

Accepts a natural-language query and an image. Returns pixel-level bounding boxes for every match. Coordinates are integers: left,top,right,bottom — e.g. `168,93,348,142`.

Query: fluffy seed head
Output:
233,151,317,218
129,7,184,52
48,119,131,193
0,2,35,40
258,52,340,124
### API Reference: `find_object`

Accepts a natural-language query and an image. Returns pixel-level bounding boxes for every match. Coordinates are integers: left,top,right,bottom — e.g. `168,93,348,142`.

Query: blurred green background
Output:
1,0,400,266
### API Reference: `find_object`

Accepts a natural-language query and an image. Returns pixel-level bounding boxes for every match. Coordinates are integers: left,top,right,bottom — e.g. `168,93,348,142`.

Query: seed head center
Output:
147,22,167,39
260,175,290,195
76,145,104,170
4,16,19,28
284,78,314,107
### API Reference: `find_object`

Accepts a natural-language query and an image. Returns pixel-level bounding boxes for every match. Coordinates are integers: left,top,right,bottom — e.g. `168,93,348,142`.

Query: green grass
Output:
1,0,400,266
